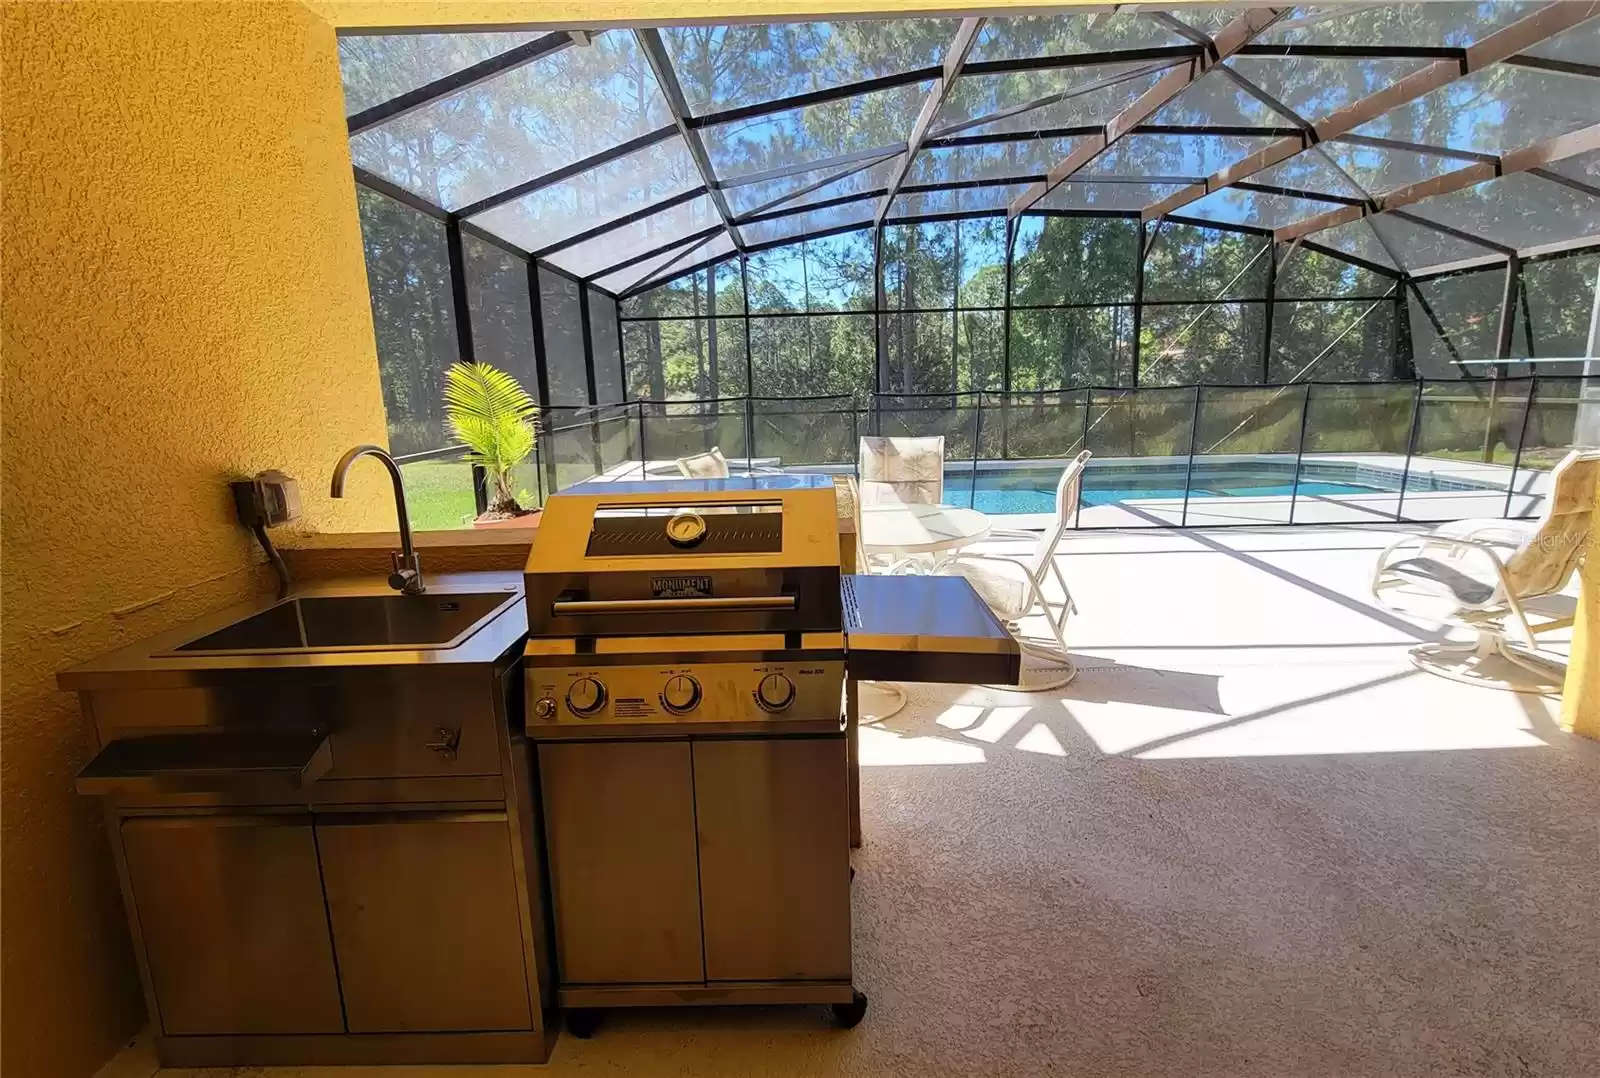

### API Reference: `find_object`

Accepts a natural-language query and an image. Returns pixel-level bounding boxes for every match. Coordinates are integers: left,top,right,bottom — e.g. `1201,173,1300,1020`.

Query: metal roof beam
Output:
735,155,896,221
934,58,1184,141
1142,2,1600,225
454,126,679,220
875,18,984,227
1272,122,1600,242
1503,53,1600,79
1234,43,1463,60
353,166,448,221
687,67,938,130
1233,180,1365,206
1331,133,1500,164
1300,238,1404,279
580,223,723,282
1531,166,1600,201
346,31,577,135
1386,209,1517,255
1009,7,1291,220
605,231,720,293
926,123,1303,149
635,28,746,252
529,186,709,260
718,144,905,190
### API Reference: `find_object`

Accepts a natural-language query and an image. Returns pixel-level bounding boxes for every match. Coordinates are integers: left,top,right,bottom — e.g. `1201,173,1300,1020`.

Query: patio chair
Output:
677,447,731,479
859,435,945,506
1371,448,1600,694
938,451,1091,689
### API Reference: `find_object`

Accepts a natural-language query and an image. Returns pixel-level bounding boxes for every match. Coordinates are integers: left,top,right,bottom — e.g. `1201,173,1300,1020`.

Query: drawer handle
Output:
425,727,461,760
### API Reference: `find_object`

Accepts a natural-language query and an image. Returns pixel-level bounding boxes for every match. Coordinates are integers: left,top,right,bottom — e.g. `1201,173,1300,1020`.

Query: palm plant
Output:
442,362,539,516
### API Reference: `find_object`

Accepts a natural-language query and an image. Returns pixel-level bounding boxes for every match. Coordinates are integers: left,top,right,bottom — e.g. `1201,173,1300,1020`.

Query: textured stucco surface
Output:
1,3,391,1076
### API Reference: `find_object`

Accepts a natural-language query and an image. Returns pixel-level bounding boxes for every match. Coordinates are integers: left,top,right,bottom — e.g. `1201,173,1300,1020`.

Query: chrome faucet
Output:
330,445,424,595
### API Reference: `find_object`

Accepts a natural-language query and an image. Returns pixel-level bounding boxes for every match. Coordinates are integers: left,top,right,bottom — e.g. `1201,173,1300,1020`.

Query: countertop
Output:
58,571,528,692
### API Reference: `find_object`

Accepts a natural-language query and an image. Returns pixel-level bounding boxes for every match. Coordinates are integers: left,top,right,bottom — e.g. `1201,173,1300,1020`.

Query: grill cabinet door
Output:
693,737,852,982
539,740,705,985
120,814,344,1035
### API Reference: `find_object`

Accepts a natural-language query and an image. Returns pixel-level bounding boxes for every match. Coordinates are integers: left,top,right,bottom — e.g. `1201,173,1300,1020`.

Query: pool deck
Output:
577,452,1552,529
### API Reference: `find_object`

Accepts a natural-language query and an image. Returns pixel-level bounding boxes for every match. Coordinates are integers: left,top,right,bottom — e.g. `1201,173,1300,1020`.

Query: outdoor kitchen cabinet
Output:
62,572,556,1067
119,814,345,1036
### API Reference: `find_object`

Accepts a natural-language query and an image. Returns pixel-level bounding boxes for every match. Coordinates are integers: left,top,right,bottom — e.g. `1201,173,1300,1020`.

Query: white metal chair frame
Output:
943,450,1091,686
1371,449,1599,693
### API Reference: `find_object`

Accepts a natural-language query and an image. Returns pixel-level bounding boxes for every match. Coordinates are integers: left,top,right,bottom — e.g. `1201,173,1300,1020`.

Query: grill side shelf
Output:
841,574,1020,687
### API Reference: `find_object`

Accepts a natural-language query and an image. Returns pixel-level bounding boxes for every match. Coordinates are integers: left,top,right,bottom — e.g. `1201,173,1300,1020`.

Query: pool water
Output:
959,466,1391,516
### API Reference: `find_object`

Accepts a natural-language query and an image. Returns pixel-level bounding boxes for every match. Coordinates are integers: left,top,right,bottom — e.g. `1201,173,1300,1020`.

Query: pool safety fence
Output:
412,376,1592,529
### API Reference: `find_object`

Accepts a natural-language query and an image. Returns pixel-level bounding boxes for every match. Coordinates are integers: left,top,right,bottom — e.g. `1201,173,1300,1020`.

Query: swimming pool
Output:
953,460,1403,516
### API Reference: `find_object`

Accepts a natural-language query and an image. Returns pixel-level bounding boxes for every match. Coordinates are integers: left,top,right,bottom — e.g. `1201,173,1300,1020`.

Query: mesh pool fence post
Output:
1287,383,1313,526
1395,378,1426,523
969,395,982,510
1074,391,1091,528
637,401,649,480
1504,375,1537,519
744,396,755,471
1180,384,1202,528
472,463,489,516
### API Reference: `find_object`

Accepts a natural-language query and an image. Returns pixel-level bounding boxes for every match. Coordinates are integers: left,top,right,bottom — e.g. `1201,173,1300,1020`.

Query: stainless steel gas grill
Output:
523,480,1018,1036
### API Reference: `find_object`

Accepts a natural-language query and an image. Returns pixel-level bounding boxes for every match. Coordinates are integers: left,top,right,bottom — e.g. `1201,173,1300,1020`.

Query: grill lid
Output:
525,487,842,638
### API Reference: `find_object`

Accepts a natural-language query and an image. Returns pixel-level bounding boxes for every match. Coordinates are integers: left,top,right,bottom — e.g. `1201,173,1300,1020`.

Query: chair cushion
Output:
859,436,944,505
677,447,729,479
1386,557,1496,606
945,559,1030,621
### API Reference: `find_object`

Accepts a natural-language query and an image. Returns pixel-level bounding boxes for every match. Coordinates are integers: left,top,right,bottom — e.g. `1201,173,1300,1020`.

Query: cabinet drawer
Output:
326,670,501,779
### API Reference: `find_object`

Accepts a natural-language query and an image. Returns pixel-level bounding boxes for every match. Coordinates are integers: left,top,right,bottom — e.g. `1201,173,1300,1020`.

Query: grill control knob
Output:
533,697,557,719
566,677,607,717
661,674,702,714
756,673,796,713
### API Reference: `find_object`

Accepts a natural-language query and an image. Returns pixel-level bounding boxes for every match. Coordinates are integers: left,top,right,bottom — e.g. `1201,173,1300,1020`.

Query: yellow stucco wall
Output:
0,2,393,1075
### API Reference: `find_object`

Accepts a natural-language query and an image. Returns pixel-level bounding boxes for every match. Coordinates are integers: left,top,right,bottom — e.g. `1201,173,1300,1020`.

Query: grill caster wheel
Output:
565,1008,601,1039
831,990,868,1029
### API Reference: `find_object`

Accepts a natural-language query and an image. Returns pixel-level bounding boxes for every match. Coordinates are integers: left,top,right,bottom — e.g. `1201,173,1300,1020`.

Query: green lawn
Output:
399,458,478,530
1424,447,1566,469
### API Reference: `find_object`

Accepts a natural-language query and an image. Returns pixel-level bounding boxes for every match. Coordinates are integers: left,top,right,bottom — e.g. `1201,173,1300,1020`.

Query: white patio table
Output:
860,502,992,562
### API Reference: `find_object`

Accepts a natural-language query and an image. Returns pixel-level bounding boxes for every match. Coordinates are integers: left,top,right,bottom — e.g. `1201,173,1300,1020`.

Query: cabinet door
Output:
316,812,533,1032
539,741,704,985
120,814,343,1035
694,737,852,982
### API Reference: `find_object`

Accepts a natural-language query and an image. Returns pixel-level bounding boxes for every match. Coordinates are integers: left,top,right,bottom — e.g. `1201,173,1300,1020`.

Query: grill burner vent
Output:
586,512,783,557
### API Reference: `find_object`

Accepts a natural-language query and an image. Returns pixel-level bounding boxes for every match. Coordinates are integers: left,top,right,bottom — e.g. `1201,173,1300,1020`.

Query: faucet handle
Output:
388,550,425,595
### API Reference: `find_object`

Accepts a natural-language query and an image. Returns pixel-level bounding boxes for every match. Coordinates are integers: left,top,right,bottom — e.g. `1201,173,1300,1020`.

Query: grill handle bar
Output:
551,595,798,616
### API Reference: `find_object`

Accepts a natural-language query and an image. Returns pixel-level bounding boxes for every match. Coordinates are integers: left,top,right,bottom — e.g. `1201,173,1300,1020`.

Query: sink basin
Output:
168,591,520,655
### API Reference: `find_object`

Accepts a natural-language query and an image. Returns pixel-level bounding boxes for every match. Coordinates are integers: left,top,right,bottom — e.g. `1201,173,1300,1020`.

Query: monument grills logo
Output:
651,575,713,599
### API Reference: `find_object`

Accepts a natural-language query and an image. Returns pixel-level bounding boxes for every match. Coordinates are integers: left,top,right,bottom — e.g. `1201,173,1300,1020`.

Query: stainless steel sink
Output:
167,590,520,655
